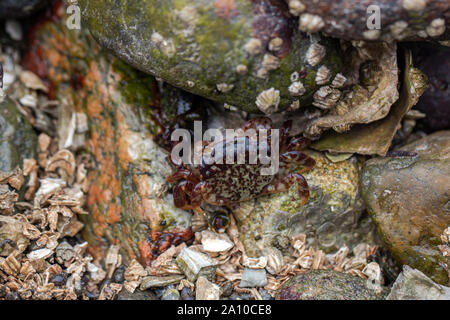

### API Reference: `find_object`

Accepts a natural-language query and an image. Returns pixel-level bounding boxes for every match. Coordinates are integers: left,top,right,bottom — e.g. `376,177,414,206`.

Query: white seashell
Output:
200,230,234,253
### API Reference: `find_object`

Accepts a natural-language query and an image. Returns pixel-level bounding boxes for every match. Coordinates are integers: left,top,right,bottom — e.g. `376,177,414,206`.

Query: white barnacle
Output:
288,100,300,111
315,65,332,85
216,83,234,93
390,21,409,40
151,32,175,57
306,43,326,66
299,14,325,33
363,29,381,40
312,86,341,110
426,18,446,37
255,88,280,115
288,81,306,97
261,54,280,71
187,80,195,88
268,37,283,52
402,0,427,12
331,73,347,88
244,38,262,56
236,64,248,75
290,71,299,82
288,0,306,16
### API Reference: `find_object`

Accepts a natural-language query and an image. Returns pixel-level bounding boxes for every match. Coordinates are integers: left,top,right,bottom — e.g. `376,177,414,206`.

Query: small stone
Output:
221,281,233,297
180,287,194,300
161,288,180,300
5,20,22,41
239,268,267,288
387,266,450,300
50,272,67,286
201,230,234,253
116,289,157,300
112,264,127,283
176,247,217,282
140,275,185,290
196,276,220,300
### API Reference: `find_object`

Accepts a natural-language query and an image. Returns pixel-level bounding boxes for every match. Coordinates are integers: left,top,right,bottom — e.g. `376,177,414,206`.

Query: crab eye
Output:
209,211,230,233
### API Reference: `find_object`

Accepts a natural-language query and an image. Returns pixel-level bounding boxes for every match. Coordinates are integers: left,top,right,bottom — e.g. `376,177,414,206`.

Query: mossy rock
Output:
78,0,344,113
361,131,450,285
276,270,388,300
0,97,37,172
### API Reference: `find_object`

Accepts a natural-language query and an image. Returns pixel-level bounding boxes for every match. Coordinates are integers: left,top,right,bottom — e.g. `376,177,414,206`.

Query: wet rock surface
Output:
361,131,450,285
78,0,344,113
234,150,376,257
0,97,37,172
276,269,387,300
387,266,450,300
22,4,195,265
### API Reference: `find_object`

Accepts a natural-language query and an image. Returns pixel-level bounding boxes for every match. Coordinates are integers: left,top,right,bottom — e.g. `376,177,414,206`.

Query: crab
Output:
167,117,316,214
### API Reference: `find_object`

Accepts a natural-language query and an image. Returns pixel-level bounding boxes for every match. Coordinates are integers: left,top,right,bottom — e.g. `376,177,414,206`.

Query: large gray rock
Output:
234,150,377,257
361,131,450,285
0,97,37,172
276,270,387,300
387,266,450,300
78,0,344,113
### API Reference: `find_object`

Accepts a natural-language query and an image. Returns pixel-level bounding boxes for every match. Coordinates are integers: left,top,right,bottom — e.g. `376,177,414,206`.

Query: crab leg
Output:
280,151,316,174
262,173,310,206
188,181,207,215
167,168,200,184
172,181,195,209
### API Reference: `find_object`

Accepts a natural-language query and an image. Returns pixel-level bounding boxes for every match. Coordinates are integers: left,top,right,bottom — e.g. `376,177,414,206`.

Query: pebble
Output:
200,230,234,253
238,268,268,288
50,272,67,286
195,276,221,300
140,275,185,290
176,247,217,282
112,264,127,283
161,288,181,300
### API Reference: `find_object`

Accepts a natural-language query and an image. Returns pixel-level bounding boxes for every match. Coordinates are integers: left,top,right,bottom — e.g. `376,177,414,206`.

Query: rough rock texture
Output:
311,49,427,156
361,131,450,285
387,266,450,300
276,269,387,300
0,0,48,19
234,150,377,257
22,3,194,265
285,0,450,41
0,97,37,172
78,0,344,113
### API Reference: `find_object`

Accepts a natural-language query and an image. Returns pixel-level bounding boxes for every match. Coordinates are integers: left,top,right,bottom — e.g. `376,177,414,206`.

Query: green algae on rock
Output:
361,131,450,285
78,0,344,114
0,97,37,172
233,150,377,257
23,4,194,265
276,269,388,300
